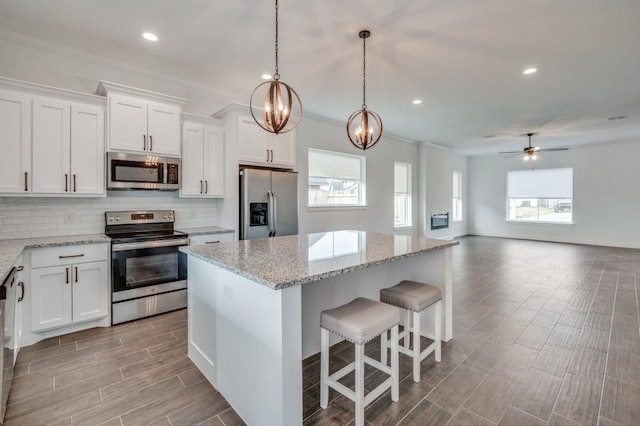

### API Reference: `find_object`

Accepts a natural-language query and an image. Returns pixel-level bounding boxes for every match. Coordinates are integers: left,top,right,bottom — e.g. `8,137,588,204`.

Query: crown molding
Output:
182,112,225,127
0,75,106,105
97,80,187,105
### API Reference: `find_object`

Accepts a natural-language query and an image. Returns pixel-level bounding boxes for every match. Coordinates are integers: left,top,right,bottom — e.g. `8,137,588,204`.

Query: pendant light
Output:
347,30,383,150
250,0,302,134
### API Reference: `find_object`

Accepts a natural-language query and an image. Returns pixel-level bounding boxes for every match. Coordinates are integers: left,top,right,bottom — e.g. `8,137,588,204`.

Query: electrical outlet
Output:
64,212,74,224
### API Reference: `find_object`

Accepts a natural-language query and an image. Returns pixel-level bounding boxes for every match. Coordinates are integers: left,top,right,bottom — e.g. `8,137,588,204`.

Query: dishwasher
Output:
0,266,19,424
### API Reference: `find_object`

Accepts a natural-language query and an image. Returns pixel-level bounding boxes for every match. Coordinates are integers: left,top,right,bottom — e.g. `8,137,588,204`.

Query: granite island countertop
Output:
180,230,458,290
176,226,235,236
0,234,110,283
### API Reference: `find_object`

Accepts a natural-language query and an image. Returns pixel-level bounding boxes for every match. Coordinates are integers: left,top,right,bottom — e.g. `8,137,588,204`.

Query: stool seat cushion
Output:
380,280,442,312
321,297,399,345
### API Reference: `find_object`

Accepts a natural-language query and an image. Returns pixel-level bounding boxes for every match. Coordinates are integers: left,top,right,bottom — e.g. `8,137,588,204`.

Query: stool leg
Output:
320,328,329,409
412,310,421,382
390,324,399,402
380,329,388,367
435,300,442,362
404,309,411,350
355,343,365,426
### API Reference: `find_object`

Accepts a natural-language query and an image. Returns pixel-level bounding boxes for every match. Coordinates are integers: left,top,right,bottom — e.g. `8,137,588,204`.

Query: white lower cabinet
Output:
30,244,109,332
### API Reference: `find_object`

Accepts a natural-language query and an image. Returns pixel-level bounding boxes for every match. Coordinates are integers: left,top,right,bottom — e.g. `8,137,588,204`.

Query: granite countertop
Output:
177,226,235,236
180,230,458,290
0,234,110,284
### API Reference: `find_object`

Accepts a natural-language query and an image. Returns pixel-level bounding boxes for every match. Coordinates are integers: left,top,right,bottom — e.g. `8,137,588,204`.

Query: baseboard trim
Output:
466,231,640,250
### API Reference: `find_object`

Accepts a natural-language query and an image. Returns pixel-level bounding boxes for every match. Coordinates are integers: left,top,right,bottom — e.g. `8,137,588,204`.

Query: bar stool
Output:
380,280,442,382
320,297,400,426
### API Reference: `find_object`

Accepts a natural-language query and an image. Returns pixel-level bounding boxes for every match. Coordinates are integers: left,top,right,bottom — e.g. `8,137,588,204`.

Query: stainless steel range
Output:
105,210,188,324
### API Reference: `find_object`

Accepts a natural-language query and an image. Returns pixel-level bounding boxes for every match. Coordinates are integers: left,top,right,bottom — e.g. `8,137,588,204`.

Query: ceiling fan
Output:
499,132,569,161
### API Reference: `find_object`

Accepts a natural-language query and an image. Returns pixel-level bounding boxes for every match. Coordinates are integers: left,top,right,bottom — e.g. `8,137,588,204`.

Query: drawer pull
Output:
59,254,85,259
205,241,221,244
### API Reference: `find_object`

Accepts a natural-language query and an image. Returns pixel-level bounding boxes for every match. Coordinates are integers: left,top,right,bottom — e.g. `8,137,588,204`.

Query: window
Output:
507,168,573,223
308,148,365,206
452,171,462,221
394,162,412,227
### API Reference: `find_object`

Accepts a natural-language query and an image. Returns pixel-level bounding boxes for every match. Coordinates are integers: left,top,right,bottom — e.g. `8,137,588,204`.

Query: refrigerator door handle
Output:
272,191,277,236
267,191,274,237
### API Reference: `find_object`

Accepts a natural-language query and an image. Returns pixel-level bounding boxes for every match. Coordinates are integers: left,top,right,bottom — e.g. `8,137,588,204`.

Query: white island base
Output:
187,242,453,426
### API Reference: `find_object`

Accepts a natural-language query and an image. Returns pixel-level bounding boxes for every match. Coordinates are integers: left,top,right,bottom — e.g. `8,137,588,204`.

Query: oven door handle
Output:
112,238,189,252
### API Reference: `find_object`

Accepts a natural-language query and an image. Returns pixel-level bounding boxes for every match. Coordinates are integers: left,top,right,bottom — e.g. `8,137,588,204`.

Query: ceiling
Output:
1,0,639,155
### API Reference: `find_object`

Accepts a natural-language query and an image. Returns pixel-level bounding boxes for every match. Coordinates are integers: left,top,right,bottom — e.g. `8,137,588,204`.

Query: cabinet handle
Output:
149,135,153,151
24,172,28,191
59,254,85,259
73,174,77,192
266,149,269,162
65,267,70,284
143,134,147,150
75,266,78,283
205,240,220,244
65,174,69,192
17,282,24,302
270,149,274,162
200,180,203,194
205,180,208,194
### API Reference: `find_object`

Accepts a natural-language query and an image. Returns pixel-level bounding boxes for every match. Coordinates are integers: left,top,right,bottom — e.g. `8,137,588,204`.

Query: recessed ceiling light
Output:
412,99,422,105
261,73,272,80
142,32,158,42
523,67,538,75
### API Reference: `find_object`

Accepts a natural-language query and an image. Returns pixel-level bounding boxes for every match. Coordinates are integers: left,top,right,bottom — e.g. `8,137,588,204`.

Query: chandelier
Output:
250,0,302,134
347,30,383,150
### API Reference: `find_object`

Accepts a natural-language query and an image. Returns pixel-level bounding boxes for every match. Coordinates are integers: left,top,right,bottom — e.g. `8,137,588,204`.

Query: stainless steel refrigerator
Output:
239,168,298,240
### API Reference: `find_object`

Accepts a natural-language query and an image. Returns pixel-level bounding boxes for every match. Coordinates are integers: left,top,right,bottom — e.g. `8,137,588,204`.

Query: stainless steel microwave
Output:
107,152,181,190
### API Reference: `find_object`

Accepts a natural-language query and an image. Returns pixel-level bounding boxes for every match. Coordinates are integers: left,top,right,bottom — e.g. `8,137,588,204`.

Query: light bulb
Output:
523,155,529,161
531,154,538,160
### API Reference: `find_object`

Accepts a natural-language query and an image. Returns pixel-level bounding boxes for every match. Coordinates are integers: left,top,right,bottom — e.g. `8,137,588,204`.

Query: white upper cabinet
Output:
181,114,225,198
98,81,185,157
0,77,106,197
32,96,105,195
238,114,295,168
0,88,31,194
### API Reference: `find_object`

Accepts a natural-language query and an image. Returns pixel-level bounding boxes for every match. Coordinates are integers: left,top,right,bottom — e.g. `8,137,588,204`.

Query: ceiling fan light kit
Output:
250,0,302,134
347,30,383,151
500,132,569,160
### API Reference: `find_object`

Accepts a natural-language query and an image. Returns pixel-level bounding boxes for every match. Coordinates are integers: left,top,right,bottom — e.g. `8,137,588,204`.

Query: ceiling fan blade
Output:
541,148,569,152
505,153,522,158
498,151,522,154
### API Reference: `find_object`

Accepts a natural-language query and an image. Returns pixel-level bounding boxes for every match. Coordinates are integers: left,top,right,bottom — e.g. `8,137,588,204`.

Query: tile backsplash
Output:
0,191,218,240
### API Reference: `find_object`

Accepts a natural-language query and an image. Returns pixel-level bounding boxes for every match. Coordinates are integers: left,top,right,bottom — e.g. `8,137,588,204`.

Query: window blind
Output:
308,149,362,181
507,168,573,198
394,162,410,193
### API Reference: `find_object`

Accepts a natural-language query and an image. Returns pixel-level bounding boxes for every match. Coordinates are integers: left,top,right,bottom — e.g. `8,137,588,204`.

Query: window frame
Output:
307,148,366,209
506,168,574,225
452,170,463,222
393,161,412,229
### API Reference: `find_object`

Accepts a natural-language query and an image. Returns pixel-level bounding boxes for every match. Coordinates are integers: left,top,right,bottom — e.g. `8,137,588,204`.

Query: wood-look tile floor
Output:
7,236,640,425
5,309,244,426
303,236,640,426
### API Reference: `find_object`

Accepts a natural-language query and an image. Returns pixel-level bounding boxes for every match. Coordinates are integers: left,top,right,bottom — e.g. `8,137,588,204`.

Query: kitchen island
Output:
181,230,457,426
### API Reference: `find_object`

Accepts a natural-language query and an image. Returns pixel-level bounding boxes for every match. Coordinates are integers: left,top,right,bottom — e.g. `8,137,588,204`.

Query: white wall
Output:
295,116,419,235
419,144,468,239
468,137,640,248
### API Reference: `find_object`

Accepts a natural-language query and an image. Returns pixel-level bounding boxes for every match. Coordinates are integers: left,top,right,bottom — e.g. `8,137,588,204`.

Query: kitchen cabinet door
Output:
72,261,109,323
32,96,71,194
181,123,206,196
0,89,31,194
203,126,224,197
71,103,105,195
148,102,181,156
108,94,147,152
269,130,296,167
30,265,73,332
238,115,270,164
